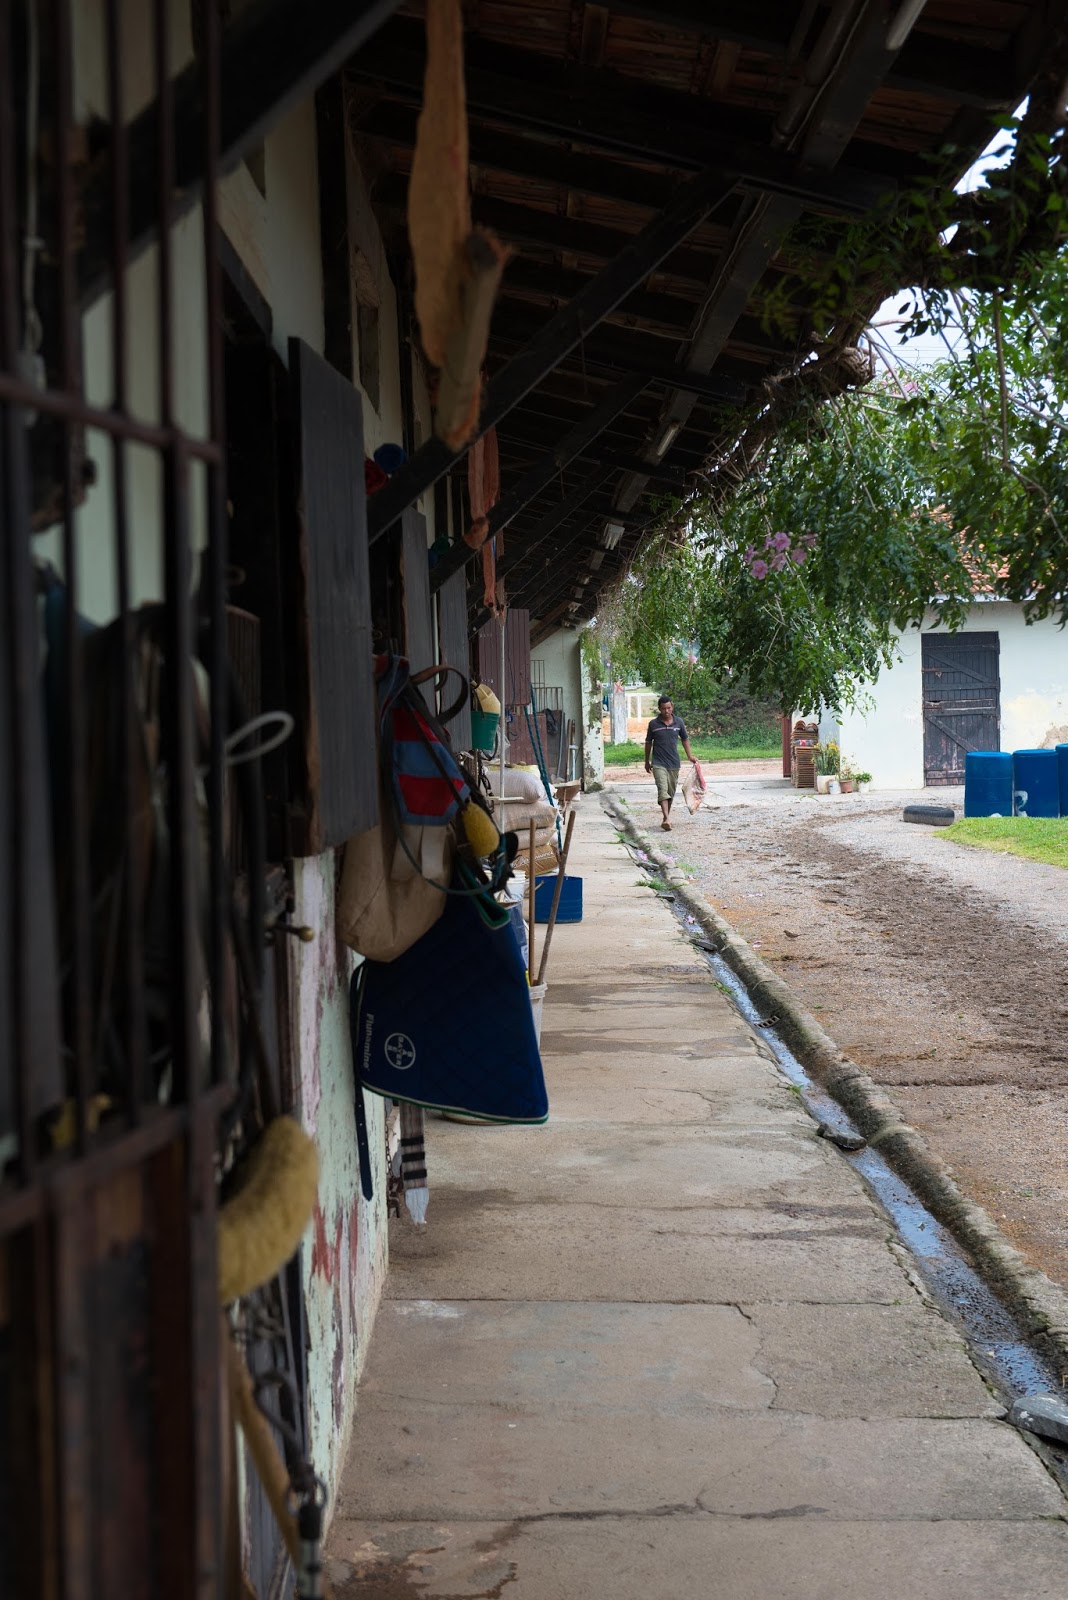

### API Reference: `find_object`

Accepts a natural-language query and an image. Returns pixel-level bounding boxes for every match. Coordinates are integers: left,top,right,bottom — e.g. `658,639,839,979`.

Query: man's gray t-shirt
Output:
646,715,688,769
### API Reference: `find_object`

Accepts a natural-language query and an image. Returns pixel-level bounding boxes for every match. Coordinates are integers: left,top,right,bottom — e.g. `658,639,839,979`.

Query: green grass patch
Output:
603,730,781,767
942,815,1068,869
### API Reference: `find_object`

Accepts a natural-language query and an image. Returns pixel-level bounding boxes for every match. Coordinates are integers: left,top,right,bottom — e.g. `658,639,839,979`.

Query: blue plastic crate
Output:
534,874,583,924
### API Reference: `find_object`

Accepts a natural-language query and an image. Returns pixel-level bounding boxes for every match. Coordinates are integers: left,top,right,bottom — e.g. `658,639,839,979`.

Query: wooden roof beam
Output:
429,375,647,593
371,179,724,287
498,466,617,583
360,99,680,211
600,3,1022,109
480,262,702,336
489,302,791,380
366,164,737,543
609,0,930,518
352,23,891,215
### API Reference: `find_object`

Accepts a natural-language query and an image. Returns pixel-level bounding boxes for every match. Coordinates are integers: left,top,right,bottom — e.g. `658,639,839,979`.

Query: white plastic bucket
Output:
529,982,547,1045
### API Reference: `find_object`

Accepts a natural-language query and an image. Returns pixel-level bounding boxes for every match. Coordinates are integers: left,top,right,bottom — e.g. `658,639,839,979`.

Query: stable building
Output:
1,1,1065,1593
827,603,1068,790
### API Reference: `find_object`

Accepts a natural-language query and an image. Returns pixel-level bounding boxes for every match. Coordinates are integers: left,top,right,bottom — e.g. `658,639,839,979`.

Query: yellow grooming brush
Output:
218,1116,319,1306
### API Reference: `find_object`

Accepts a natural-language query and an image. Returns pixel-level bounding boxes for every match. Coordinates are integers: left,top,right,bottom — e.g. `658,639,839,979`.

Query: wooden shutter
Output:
288,338,377,854
477,609,531,707
401,508,435,707
437,568,473,750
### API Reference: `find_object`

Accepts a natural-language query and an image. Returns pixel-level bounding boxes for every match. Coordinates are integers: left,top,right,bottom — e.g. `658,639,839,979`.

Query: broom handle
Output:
527,820,536,979
537,809,576,986
227,1337,301,1566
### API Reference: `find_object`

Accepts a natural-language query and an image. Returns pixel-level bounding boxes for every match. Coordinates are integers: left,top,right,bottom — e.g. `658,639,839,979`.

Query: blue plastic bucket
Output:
534,874,583,924
1012,749,1059,817
964,751,1013,818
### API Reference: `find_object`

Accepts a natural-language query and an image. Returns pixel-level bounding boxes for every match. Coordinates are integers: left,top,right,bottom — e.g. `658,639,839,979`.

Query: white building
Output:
827,602,1068,790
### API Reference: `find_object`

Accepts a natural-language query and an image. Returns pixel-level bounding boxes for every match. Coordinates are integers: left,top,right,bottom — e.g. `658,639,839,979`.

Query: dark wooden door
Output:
921,632,1000,785
436,571,473,751
288,338,378,855
401,509,435,707
476,610,531,707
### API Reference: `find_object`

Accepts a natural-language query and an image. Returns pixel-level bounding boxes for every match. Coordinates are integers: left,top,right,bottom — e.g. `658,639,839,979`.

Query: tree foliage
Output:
595,375,978,713
593,93,1068,712
595,244,1068,712
893,258,1068,619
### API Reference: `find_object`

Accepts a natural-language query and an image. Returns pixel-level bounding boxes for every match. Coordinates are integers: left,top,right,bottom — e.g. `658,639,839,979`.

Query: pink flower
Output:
771,531,791,551
744,546,757,563
770,551,787,571
801,533,817,549
791,546,807,564
750,558,769,579
764,533,776,549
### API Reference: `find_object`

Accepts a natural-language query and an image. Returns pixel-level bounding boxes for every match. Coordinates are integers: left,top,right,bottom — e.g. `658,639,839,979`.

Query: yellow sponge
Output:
49,1095,111,1150
218,1117,319,1305
462,802,500,858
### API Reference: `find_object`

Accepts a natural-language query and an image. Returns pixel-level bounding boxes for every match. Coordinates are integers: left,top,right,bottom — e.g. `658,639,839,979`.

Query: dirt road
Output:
613,765,1068,1290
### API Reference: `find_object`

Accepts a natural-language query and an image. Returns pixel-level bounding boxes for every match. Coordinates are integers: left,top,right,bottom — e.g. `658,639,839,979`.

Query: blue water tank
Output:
1013,749,1060,817
1057,744,1068,816
964,751,1013,817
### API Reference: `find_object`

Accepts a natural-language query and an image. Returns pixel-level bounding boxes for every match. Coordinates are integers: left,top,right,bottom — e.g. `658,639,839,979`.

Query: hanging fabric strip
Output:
399,1102,429,1226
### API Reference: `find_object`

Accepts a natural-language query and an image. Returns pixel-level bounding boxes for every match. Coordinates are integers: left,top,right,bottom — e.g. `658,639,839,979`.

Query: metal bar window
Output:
0,1,232,1586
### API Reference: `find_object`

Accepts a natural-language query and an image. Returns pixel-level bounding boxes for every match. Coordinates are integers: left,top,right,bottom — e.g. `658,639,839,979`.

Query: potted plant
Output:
814,741,839,795
854,770,872,794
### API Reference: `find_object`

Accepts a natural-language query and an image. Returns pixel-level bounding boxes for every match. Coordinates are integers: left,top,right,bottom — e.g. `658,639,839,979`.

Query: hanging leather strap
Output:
410,662,469,726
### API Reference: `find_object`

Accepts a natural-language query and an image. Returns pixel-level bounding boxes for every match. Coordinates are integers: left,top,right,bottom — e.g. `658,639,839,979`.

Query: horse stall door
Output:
922,632,1001,786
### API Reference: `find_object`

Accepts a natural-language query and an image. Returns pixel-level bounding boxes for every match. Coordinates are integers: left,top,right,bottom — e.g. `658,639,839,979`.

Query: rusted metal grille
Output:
0,1,229,1591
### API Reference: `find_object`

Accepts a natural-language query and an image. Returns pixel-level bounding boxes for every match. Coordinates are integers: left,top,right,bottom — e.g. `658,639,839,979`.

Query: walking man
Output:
644,696,694,831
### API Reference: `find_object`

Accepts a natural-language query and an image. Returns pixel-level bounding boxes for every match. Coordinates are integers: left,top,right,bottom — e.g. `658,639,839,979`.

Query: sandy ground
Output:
612,762,1068,1290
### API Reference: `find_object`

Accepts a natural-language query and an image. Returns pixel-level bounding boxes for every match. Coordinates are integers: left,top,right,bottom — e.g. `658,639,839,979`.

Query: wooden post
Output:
537,810,576,986
527,820,536,981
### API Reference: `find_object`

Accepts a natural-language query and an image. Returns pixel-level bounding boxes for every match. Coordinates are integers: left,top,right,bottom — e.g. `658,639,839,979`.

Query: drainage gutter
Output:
604,788,1068,1376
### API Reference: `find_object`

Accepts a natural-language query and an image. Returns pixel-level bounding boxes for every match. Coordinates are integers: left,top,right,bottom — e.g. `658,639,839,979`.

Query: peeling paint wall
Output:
838,602,1068,789
213,105,399,1512
289,856,388,1500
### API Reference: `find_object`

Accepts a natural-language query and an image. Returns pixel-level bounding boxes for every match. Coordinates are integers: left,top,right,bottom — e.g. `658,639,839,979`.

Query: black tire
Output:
902,803,955,826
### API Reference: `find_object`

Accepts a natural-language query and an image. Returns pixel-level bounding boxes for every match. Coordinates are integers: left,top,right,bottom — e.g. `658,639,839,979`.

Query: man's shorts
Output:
653,765,679,803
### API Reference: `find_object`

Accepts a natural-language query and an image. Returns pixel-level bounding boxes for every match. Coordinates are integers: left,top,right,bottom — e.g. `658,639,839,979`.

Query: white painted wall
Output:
220,115,399,1503
41,4,208,622
532,627,584,779
837,602,1068,789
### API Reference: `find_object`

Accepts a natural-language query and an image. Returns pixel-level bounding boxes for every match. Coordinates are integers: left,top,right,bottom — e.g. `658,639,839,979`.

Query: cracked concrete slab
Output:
337,1402,1062,1524
745,1302,1006,1418
327,796,1067,1597
386,1197,905,1305
327,1518,1068,1600
360,1301,775,1414
515,1047,804,1127
418,1120,867,1209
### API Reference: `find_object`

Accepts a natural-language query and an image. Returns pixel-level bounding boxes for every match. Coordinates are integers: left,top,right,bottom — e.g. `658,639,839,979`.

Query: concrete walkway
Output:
325,799,1068,1598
